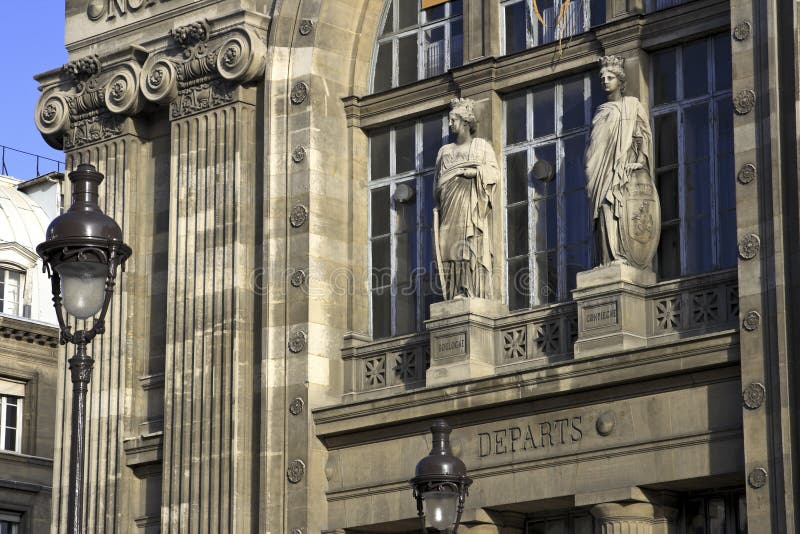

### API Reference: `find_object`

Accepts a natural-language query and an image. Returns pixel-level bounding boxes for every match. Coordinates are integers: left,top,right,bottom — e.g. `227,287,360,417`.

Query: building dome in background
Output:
0,174,60,324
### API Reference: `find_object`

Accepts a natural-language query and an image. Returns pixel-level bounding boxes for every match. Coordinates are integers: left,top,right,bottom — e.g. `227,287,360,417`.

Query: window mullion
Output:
389,128,398,335
14,399,21,452
528,146,536,307
0,397,6,451
677,106,688,275
415,122,424,331
709,97,720,269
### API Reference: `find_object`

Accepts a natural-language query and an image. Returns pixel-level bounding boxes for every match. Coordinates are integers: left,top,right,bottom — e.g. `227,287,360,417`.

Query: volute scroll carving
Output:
141,56,179,104
36,54,144,150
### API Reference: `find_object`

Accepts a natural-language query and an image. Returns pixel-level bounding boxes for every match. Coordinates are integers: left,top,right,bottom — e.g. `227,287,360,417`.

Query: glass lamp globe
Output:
56,262,107,319
423,490,458,530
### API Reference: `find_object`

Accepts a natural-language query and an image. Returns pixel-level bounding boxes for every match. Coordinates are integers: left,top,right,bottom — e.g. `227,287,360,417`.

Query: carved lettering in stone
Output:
477,416,583,458
435,333,466,358
584,302,618,330
738,234,760,260
87,0,167,21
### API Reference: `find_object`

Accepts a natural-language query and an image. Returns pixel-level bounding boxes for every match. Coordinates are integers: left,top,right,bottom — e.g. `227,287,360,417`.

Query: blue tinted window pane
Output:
562,77,586,131
534,251,557,304
424,26,446,78
450,0,462,15
506,92,527,145
396,282,417,335
653,50,677,105
566,245,589,292
683,40,709,99
533,85,555,138
719,210,737,268
565,191,589,246
658,223,681,279
536,0,557,45
423,117,443,168
504,2,527,54
450,19,463,68
654,113,678,167
381,2,394,36
563,135,586,191
686,216,712,275
658,169,679,223
714,33,732,91
590,0,606,27
424,4,446,21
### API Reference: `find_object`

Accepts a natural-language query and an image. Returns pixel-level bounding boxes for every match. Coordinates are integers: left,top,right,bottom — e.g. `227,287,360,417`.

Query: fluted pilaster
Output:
140,19,266,534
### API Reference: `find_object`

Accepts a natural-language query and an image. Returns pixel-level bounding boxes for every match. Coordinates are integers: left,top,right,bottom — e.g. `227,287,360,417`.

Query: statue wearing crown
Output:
585,56,660,270
434,98,499,300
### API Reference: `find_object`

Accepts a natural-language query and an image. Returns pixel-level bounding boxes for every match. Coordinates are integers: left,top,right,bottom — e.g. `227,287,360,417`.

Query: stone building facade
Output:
33,0,799,532
0,175,62,533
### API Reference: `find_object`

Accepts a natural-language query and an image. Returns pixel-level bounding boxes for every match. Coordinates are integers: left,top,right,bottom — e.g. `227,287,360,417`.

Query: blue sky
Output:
0,3,67,180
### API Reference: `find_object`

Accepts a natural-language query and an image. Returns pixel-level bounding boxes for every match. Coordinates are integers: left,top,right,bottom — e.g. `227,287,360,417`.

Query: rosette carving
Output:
104,62,144,115
35,91,72,149
215,29,266,83
141,56,179,105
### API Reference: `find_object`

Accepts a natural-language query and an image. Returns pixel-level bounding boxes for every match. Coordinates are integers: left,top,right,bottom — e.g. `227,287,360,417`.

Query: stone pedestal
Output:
425,298,507,386
572,263,655,358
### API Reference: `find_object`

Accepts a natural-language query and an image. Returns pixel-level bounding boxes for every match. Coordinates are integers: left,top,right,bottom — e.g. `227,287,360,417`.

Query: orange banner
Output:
422,0,449,9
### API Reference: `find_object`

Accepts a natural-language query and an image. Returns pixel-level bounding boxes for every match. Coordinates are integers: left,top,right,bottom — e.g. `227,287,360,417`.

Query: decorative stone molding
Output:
737,163,756,184
738,234,760,260
287,459,306,483
734,89,756,115
289,397,305,415
299,19,314,36
290,81,309,104
291,145,307,163
742,310,761,331
748,467,767,489
35,52,146,150
290,270,307,288
733,20,752,41
743,382,766,410
590,502,656,534
290,204,309,228
140,22,266,119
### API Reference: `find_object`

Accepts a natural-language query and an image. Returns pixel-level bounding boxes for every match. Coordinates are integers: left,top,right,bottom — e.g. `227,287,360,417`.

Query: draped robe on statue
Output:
434,137,498,299
585,96,654,266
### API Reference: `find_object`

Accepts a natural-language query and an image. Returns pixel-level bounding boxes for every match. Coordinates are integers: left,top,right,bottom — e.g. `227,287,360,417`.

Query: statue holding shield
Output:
585,55,660,270
433,98,499,300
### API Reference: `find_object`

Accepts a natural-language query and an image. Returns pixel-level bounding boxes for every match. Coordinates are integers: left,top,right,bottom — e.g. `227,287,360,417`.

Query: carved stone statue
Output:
434,98,499,300
585,56,660,270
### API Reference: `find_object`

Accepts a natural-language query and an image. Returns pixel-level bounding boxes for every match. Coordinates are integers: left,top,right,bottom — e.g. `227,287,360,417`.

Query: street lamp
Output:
411,420,472,533
37,163,131,534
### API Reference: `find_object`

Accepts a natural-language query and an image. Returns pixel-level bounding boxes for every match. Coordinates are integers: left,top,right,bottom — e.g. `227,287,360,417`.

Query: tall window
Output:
651,34,735,279
0,513,20,534
369,115,446,338
503,74,602,310
0,268,22,316
0,395,22,453
647,0,692,12
502,0,606,55
372,0,463,92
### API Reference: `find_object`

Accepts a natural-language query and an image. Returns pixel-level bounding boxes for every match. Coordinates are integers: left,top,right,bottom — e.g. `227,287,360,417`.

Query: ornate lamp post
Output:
410,420,472,533
37,163,131,534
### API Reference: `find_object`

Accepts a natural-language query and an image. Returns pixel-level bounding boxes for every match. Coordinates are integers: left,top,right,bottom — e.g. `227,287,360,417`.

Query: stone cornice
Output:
0,314,60,348
35,12,267,147
314,330,739,448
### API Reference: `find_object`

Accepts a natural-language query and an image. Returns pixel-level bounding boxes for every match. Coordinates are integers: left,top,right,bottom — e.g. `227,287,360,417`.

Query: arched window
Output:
372,0,463,93
502,0,606,55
